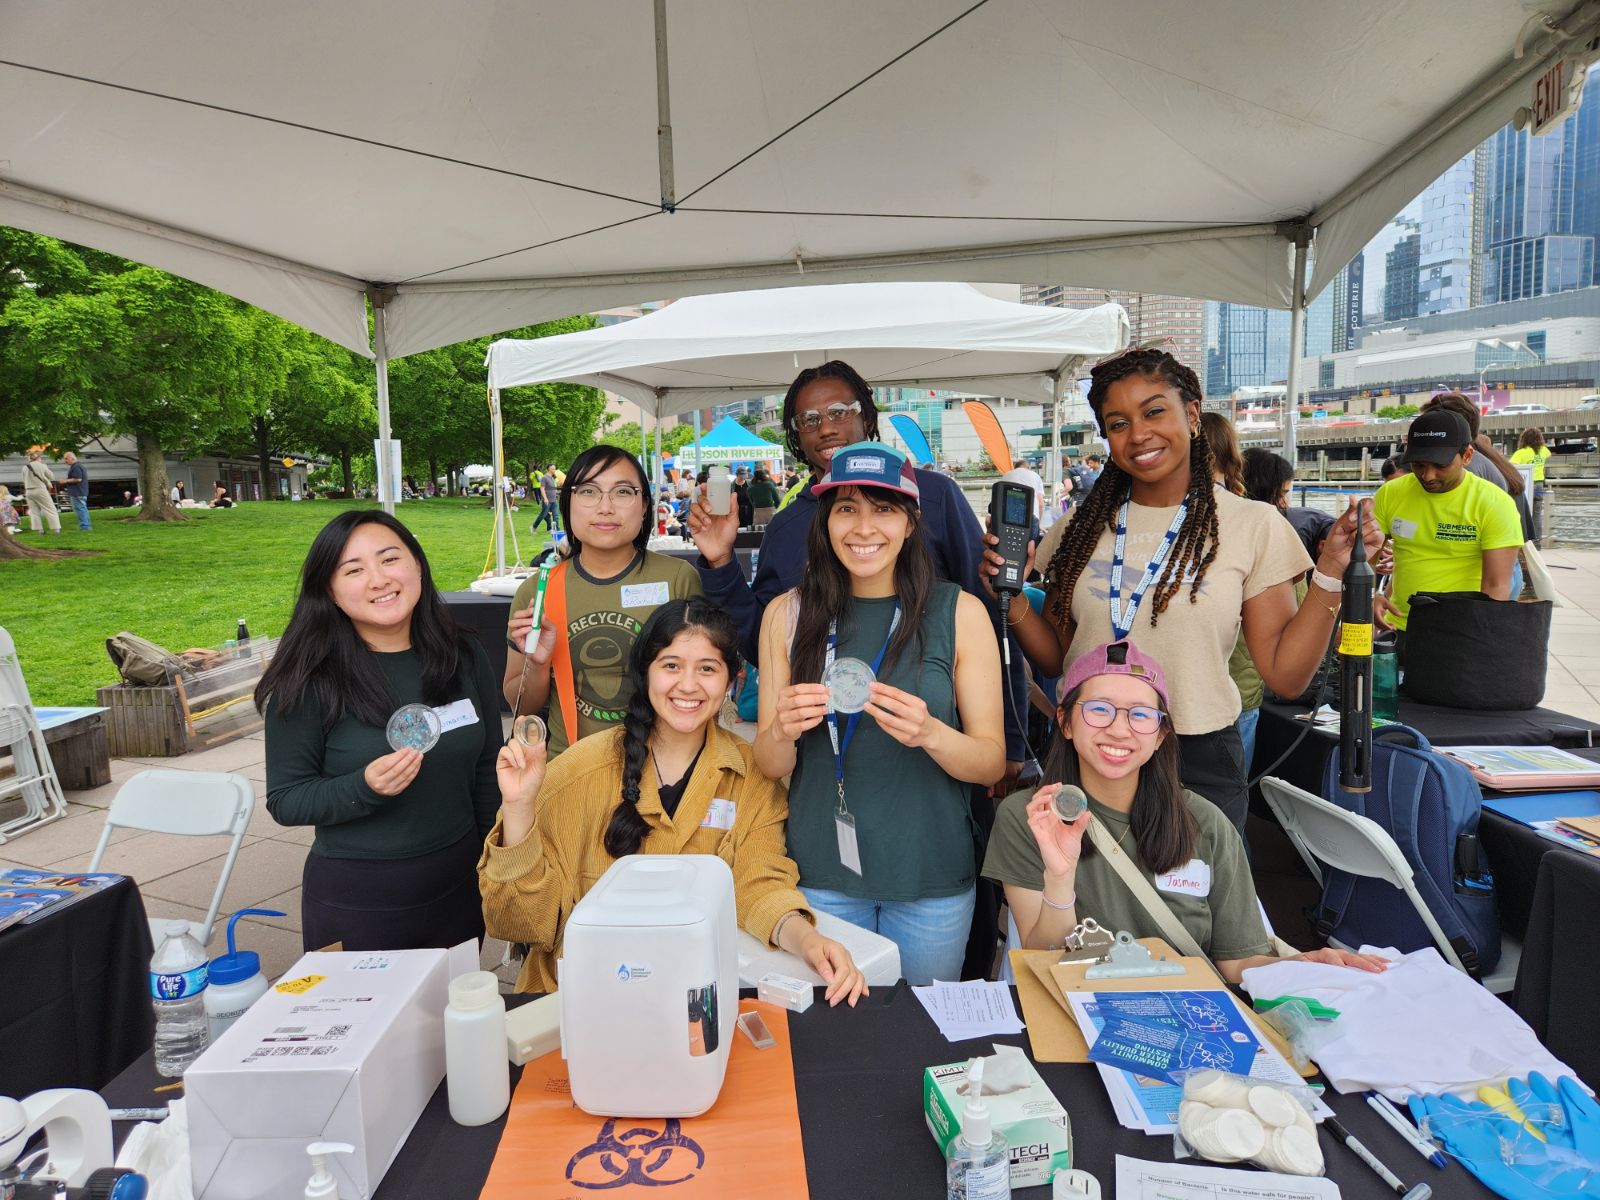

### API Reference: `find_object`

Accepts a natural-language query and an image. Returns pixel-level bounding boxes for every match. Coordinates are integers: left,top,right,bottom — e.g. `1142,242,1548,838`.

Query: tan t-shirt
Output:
1046,489,1311,734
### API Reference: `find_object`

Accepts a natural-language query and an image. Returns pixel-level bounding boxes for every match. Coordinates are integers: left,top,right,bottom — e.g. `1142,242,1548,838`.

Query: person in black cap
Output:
1372,408,1522,635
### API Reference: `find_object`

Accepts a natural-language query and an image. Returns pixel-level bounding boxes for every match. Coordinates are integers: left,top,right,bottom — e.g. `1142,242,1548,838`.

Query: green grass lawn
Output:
4,500,551,706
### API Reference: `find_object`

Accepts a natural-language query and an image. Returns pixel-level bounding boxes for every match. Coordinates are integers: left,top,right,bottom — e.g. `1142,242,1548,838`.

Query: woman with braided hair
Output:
984,347,1379,833
480,597,867,1004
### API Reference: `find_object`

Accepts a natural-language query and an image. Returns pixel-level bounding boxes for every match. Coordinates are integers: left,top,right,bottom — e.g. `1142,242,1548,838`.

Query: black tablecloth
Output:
2,877,154,1096
1478,747,1600,933
102,991,1491,1200
1513,848,1600,1091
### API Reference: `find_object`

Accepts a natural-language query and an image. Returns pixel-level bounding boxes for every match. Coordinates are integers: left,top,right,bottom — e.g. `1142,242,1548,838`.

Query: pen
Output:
1366,1093,1446,1169
1323,1117,1431,1200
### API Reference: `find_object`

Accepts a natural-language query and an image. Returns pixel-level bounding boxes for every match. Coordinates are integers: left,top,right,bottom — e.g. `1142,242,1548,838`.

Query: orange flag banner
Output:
960,400,1014,474
479,1000,809,1200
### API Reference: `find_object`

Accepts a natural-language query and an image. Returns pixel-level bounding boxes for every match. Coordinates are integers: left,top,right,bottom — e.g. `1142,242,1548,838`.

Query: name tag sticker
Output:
1155,858,1212,898
700,797,737,831
433,698,480,732
1390,517,1418,540
620,581,671,608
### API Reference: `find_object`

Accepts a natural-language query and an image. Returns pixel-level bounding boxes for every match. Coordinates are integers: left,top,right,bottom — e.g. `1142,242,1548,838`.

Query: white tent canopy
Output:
4,1,1594,362
485,283,1130,418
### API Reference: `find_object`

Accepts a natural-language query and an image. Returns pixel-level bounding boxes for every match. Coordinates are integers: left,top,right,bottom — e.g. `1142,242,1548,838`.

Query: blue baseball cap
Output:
813,441,920,502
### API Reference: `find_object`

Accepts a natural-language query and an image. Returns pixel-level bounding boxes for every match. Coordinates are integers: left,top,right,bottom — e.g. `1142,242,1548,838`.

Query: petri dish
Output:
1051,784,1089,822
386,703,442,753
823,657,875,714
513,714,547,747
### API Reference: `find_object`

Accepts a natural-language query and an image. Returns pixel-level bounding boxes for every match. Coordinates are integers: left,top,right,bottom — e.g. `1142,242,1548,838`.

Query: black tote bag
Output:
1401,591,1551,710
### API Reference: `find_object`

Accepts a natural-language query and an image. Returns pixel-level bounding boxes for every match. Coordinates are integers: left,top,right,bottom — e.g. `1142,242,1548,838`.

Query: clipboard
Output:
1010,940,1314,1077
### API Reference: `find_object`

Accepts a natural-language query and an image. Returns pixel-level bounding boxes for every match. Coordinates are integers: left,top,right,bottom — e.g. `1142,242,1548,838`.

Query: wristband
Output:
1040,890,1077,911
1310,569,1343,594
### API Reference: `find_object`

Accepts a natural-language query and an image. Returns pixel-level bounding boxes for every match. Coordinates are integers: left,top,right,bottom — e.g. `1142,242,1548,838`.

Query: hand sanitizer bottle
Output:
945,1057,1010,1200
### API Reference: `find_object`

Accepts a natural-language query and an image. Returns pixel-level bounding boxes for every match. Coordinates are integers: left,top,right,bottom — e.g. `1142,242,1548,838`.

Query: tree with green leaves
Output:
1375,403,1420,421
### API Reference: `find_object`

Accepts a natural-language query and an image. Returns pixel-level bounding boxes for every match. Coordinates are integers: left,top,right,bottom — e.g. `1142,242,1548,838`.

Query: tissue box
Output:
187,942,478,1200
923,1053,1072,1189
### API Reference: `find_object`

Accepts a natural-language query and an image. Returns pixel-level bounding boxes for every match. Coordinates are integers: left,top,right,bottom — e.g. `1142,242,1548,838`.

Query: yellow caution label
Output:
1339,622,1373,656
274,974,326,995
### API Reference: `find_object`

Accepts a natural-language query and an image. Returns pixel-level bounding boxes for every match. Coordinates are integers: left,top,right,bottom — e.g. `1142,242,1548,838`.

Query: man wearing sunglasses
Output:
687,359,1030,977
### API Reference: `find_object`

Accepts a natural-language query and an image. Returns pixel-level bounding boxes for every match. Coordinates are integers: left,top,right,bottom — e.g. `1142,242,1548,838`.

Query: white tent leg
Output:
372,298,395,516
693,410,702,474
654,419,664,498
491,388,506,575
1282,232,1310,468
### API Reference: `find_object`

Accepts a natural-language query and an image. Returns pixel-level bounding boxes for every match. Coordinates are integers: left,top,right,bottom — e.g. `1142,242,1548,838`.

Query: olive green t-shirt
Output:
508,550,702,756
982,786,1272,962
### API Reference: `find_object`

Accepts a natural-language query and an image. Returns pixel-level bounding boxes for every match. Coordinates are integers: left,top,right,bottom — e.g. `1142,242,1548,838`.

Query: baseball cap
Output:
813,440,920,502
1401,409,1471,467
1057,639,1170,708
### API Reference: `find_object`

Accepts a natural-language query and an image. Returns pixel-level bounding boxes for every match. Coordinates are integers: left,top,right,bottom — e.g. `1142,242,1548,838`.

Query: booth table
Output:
102,989,1496,1200
1,877,154,1098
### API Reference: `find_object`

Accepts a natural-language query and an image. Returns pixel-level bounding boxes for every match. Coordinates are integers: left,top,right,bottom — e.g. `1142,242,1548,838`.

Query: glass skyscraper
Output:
1204,302,1291,395
1418,152,1476,315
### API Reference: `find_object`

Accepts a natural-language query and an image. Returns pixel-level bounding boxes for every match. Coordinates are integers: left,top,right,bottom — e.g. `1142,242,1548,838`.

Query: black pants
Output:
302,830,485,953
1177,725,1249,839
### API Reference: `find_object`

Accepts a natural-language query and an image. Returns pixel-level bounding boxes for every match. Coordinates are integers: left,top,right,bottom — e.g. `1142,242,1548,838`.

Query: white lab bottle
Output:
945,1058,1011,1200
444,971,510,1125
203,907,284,1042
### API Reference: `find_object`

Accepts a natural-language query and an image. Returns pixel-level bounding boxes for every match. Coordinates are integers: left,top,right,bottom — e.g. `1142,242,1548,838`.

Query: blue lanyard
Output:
1108,497,1188,641
825,603,900,813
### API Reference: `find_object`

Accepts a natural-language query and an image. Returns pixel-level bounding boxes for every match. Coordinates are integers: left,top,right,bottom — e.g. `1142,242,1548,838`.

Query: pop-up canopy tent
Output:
481,281,1127,570
4,0,1596,500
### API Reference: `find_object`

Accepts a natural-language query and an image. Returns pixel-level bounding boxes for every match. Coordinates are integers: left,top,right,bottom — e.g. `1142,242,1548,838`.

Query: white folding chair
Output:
1260,776,1519,992
86,769,254,947
0,626,70,841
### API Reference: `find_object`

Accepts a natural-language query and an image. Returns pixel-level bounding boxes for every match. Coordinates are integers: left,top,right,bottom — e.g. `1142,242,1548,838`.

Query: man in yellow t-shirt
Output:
1374,409,1522,632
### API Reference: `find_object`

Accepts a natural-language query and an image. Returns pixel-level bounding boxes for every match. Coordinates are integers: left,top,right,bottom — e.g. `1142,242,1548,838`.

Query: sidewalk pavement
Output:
4,547,1600,984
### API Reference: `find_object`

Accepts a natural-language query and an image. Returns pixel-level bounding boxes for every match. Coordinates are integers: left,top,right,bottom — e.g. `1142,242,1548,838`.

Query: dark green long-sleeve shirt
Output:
265,641,502,859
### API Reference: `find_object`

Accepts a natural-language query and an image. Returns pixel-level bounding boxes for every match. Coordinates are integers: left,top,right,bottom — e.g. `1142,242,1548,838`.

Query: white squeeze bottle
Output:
203,908,285,1042
444,970,510,1125
945,1057,1011,1200
150,920,210,1077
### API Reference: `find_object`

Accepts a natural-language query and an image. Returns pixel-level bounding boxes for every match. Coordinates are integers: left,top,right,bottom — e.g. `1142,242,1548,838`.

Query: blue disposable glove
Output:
1411,1076,1600,1199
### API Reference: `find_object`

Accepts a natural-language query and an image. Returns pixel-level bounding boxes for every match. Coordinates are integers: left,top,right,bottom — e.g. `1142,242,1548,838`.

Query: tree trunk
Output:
0,534,95,560
428,455,439,494
339,447,354,496
447,464,460,497
254,414,275,501
134,431,186,521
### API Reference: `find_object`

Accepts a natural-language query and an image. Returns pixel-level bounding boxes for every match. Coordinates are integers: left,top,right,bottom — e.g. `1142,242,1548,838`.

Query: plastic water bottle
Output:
151,919,211,1076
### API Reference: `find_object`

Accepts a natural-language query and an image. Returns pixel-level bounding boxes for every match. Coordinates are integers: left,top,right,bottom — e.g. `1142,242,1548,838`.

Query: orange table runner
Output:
480,999,808,1199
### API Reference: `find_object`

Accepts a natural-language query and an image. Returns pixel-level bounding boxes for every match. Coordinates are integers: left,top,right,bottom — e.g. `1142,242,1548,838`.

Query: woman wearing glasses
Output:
982,640,1385,981
504,446,701,758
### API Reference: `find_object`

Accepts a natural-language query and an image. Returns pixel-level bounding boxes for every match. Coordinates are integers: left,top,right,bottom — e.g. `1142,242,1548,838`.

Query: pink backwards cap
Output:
1057,639,1170,709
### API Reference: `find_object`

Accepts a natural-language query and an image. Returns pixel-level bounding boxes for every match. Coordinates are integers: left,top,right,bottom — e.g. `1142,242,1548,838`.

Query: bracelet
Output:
1040,890,1077,911
1310,569,1343,594
771,911,801,946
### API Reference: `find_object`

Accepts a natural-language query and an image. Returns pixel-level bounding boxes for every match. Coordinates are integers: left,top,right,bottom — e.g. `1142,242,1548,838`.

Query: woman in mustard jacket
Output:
480,598,867,1005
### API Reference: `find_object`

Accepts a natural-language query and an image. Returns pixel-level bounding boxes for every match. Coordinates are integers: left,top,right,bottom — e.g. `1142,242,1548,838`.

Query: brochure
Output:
1440,745,1600,790
0,869,122,931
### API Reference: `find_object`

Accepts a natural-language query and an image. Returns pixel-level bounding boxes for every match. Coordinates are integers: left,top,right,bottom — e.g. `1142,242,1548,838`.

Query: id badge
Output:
835,811,863,876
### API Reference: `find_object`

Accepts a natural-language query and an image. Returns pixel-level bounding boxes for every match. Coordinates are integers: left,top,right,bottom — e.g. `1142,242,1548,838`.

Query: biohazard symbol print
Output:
565,1118,706,1189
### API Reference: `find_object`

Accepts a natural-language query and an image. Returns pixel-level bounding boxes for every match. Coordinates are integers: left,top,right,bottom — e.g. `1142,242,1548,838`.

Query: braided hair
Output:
1044,349,1221,630
603,598,742,858
778,360,880,470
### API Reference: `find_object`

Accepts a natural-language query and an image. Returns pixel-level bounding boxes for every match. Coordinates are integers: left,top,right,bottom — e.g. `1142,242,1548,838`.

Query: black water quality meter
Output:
988,480,1033,596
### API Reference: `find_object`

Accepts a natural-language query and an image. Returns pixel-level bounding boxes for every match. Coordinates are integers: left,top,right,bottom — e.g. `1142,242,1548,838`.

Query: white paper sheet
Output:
1115,1155,1342,1199
911,979,1026,1041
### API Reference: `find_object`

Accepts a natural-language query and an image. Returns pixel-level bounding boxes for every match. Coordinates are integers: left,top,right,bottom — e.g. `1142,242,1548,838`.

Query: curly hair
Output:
1044,348,1221,630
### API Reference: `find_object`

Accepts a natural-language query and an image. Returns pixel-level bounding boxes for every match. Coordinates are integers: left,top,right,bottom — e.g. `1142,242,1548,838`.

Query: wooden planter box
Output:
96,683,188,757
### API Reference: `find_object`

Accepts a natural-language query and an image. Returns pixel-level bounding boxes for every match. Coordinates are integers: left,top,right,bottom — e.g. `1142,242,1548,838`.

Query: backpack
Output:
1318,724,1501,976
105,632,189,687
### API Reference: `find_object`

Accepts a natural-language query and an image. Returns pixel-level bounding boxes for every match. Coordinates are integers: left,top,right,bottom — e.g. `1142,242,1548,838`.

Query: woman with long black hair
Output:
481,598,867,1005
260,510,502,951
754,442,1005,983
987,347,1379,835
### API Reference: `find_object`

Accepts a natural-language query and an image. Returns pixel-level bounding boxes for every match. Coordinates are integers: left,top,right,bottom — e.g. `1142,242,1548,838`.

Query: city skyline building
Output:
1418,151,1477,315
1020,285,1206,381
1204,302,1290,396
1384,225,1421,320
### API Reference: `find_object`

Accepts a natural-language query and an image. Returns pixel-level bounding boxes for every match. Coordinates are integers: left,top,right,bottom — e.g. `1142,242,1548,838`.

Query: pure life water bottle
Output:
151,918,211,1076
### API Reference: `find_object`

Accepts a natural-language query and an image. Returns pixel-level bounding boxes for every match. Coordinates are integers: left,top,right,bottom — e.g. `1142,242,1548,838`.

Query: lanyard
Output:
824,603,900,814
1108,497,1188,641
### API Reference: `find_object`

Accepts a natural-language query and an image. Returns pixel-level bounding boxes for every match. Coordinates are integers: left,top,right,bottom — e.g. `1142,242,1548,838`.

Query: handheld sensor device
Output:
1338,502,1376,793
988,480,1033,596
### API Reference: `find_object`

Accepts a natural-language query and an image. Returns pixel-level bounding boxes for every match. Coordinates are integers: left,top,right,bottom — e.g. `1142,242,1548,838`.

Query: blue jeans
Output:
69,494,90,530
1235,706,1260,778
800,885,976,985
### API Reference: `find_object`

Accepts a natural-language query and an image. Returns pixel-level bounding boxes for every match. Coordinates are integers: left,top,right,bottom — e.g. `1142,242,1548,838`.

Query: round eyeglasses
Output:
1074,699,1165,735
571,484,643,506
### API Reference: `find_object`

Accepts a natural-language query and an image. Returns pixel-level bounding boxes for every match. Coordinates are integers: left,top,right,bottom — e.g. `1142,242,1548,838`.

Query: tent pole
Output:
1282,230,1310,468
654,418,664,500
693,410,702,474
371,296,395,516
491,388,506,576
654,0,676,212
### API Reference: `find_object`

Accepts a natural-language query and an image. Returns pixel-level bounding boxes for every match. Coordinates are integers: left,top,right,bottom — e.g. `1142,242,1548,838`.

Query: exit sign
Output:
1531,56,1582,136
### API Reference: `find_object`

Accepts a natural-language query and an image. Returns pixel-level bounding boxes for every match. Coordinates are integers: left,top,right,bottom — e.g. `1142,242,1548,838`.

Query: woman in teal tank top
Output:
754,442,1005,983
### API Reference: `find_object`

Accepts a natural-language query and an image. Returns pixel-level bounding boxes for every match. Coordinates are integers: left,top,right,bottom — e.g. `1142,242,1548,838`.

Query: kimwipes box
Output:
187,941,478,1200
923,1052,1073,1189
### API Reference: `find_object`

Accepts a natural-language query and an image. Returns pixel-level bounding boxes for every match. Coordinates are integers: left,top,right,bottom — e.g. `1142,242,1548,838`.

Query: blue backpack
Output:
1318,725,1501,976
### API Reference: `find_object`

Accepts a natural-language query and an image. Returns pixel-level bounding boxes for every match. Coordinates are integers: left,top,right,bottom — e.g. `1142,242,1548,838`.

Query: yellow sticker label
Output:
274,974,326,995
1339,622,1374,656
